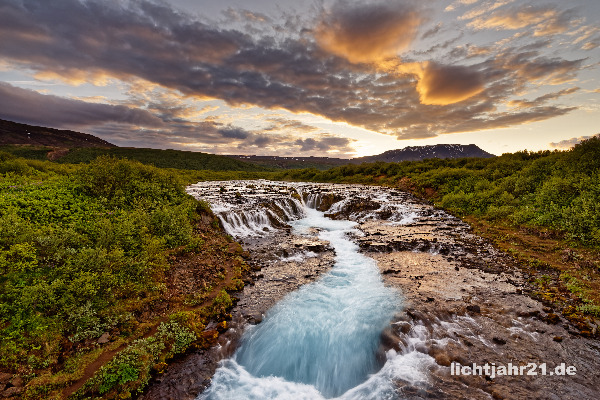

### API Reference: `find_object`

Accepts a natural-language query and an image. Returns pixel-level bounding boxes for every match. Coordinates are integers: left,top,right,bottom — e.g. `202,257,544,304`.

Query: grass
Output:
56,147,272,172
0,153,252,398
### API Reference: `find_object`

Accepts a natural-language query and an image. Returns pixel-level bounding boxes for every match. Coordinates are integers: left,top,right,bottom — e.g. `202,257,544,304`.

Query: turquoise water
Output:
199,208,405,399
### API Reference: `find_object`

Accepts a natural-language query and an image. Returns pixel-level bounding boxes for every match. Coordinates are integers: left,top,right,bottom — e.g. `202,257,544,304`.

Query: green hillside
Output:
56,147,271,172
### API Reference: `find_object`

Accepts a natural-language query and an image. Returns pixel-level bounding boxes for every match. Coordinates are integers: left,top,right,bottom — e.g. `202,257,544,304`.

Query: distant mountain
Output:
228,144,495,169
0,118,115,148
227,155,350,170
352,144,494,163
1,118,494,171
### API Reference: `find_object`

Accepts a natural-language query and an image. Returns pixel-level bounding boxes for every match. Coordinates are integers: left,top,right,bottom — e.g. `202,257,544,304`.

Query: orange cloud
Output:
508,87,579,109
582,42,599,51
398,62,485,105
466,6,572,37
315,2,421,64
34,69,118,86
445,0,480,12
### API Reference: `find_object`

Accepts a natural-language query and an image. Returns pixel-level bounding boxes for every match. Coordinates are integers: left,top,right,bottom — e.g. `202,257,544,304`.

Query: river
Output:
199,206,431,399
136,180,600,400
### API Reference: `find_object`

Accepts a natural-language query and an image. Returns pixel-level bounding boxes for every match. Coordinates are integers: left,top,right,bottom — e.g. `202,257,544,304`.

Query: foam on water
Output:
199,207,432,399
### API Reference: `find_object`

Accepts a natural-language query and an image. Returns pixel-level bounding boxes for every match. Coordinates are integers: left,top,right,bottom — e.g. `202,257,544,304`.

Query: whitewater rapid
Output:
199,206,432,399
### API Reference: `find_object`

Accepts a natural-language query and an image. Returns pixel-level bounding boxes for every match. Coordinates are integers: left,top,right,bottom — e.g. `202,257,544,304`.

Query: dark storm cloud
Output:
0,82,164,128
0,0,587,142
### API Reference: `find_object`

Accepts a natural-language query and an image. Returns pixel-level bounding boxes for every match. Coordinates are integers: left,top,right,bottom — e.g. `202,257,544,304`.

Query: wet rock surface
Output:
142,181,600,399
356,201,600,399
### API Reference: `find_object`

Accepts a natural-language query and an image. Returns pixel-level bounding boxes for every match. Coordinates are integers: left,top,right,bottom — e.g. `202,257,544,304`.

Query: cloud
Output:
550,133,600,149
0,81,357,156
264,118,319,133
508,87,579,109
465,4,574,37
218,126,251,139
582,41,599,51
0,0,588,145
421,23,443,40
398,62,485,105
497,53,584,85
0,82,164,128
315,1,422,63
294,135,355,153
445,0,480,12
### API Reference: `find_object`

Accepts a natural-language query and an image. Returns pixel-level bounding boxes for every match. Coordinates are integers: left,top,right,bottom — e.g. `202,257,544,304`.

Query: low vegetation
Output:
56,147,270,172
0,154,250,398
0,145,272,173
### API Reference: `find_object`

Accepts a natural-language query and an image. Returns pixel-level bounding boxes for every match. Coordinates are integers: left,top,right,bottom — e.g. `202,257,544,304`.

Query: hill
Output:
57,147,270,172
228,144,494,169
0,118,115,148
352,144,494,163
0,119,268,172
0,118,493,171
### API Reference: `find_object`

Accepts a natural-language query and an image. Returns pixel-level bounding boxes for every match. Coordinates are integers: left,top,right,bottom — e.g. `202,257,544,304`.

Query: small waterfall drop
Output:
187,181,431,399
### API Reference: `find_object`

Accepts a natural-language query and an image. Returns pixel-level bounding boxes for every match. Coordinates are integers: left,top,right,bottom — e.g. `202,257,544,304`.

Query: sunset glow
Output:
1,0,599,156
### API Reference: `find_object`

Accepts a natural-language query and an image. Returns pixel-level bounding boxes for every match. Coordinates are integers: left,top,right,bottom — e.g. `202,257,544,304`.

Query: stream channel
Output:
140,180,600,400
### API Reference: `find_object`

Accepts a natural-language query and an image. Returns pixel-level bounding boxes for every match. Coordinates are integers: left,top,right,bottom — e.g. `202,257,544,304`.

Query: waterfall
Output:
199,207,410,399
185,181,434,399
216,209,281,237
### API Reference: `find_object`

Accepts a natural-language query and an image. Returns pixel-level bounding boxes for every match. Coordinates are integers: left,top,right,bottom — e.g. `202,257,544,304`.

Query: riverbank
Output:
356,204,599,399
144,181,600,399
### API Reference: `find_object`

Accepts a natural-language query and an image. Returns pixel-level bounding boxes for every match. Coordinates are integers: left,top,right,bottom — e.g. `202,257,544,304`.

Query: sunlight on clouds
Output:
465,5,574,37
582,42,599,51
507,87,579,110
445,0,480,12
550,133,599,149
0,0,597,156
397,62,484,105
460,0,516,21
34,69,117,87
315,2,421,64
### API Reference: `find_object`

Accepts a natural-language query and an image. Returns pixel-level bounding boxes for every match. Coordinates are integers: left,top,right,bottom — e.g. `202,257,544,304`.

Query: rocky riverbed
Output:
141,180,600,400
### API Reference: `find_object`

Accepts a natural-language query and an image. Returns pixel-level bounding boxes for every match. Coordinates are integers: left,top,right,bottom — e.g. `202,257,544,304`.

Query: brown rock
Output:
1,386,23,397
0,375,9,385
466,305,481,313
543,313,560,324
492,337,507,345
97,332,111,344
8,377,22,388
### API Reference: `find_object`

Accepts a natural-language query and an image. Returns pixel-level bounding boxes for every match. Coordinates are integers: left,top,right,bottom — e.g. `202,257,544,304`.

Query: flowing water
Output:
135,181,600,400
199,204,429,399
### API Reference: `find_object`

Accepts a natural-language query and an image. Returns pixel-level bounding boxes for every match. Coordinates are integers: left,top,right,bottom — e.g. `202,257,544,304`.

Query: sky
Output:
0,0,599,157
